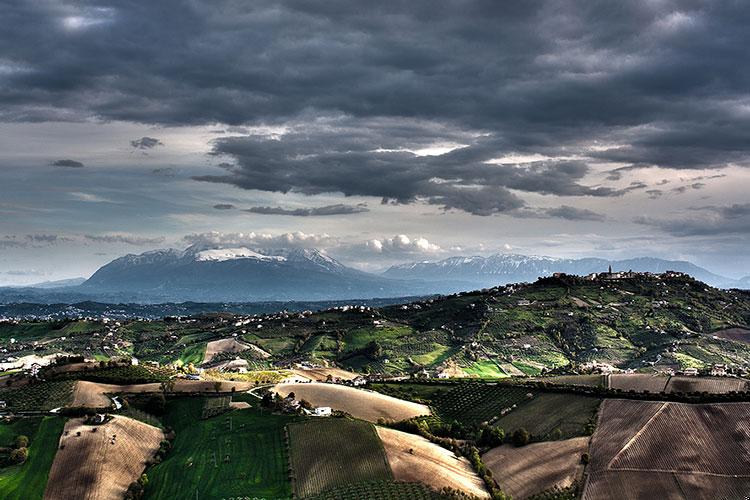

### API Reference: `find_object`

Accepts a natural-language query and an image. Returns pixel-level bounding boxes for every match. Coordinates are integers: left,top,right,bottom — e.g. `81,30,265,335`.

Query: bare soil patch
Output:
44,416,163,500
712,327,750,344
71,381,121,408
204,338,260,362
272,383,430,422
377,426,489,498
229,401,251,410
483,437,589,499
291,367,359,381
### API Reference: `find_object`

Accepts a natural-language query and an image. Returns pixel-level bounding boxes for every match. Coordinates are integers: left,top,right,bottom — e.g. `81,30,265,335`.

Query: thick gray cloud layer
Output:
2,2,749,213
1,1,749,281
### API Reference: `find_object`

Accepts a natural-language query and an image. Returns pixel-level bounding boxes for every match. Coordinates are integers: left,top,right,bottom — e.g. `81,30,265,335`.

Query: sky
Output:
1,0,749,284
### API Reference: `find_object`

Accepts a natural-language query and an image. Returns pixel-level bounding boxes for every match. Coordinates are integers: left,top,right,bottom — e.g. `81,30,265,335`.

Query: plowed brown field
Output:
583,399,750,500
272,383,430,422
377,426,489,498
44,416,163,500
483,437,589,499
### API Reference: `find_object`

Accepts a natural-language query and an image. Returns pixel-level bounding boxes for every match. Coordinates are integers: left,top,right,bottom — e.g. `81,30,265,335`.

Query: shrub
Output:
512,428,530,447
14,435,29,449
9,447,28,464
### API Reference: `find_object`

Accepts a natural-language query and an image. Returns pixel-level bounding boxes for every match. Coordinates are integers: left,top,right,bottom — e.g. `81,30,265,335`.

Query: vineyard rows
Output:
0,380,75,411
288,419,392,498
431,383,532,425
305,480,447,500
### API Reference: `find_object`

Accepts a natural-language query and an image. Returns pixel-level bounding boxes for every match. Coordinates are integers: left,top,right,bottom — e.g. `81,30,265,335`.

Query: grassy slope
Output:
144,398,296,499
0,417,64,500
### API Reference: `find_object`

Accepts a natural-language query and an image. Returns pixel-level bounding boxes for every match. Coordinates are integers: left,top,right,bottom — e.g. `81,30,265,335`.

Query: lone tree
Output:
512,428,530,447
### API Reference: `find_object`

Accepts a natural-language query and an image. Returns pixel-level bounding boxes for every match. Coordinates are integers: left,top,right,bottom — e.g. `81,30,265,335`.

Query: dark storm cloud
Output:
212,203,235,210
197,126,640,214
130,137,163,149
543,206,605,221
52,159,84,168
244,204,369,217
634,203,750,236
2,1,750,211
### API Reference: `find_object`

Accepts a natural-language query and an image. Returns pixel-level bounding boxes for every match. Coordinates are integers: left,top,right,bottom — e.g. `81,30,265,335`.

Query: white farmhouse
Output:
313,406,332,417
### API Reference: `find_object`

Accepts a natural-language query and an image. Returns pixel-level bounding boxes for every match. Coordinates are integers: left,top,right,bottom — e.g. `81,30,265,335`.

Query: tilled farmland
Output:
583,399,750,500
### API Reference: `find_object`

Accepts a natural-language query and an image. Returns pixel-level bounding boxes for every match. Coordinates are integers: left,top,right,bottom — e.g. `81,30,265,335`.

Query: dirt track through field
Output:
377,426,489,498
272,383,430,422
44,416,163,500
483,437,589,499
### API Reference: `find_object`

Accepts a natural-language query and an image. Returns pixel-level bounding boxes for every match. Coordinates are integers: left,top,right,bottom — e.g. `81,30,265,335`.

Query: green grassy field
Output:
288,418,392,498
463,360,508,378
175,343,205,365
144,398,297,499
0,417,65,500
494,392,600,441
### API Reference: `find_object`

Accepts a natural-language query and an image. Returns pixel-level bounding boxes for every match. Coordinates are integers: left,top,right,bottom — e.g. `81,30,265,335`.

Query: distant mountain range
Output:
75,245,442,302
0,247,747,305
384,254,744,289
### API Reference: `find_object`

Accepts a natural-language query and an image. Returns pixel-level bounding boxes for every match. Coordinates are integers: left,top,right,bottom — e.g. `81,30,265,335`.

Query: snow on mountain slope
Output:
195,248,286,262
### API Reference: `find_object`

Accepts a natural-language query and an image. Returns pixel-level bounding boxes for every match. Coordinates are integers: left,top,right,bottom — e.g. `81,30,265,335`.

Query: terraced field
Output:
583,399,750,500
288,419,392,498
144,398,296,499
